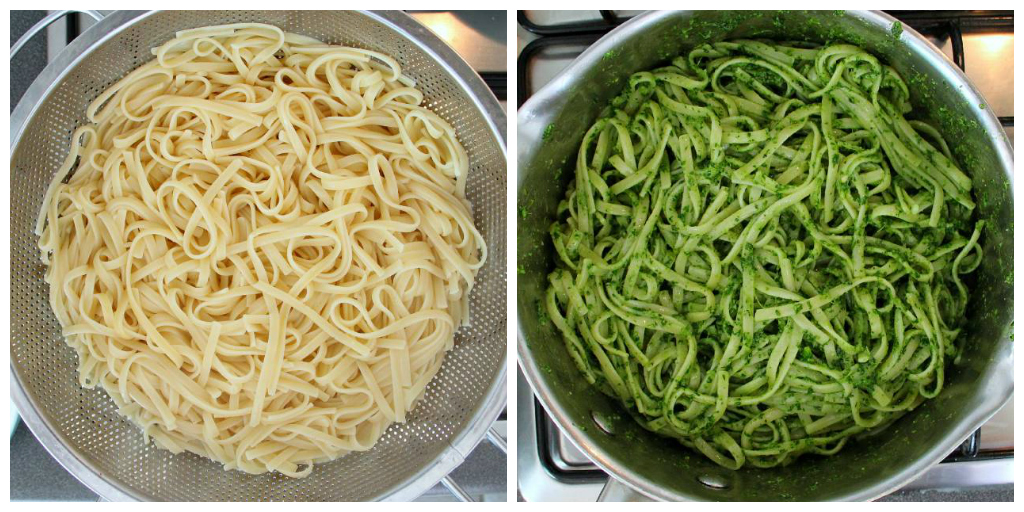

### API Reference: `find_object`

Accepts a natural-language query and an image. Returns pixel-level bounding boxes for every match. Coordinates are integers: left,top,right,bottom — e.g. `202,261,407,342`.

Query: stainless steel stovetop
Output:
516,10,1013,502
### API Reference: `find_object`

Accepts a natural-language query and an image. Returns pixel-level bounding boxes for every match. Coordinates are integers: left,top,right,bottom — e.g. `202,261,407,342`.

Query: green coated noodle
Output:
546,40,983,469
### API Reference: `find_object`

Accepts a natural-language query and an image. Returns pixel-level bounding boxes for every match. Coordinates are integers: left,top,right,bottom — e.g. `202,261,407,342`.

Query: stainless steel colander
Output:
10,10,506,501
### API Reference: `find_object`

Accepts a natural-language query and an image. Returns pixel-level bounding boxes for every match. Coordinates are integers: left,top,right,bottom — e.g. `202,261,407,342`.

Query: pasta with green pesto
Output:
546,40,983,469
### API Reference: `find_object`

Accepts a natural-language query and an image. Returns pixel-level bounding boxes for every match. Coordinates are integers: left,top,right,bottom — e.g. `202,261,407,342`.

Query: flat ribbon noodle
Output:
37,23,485,478
546,40,983,469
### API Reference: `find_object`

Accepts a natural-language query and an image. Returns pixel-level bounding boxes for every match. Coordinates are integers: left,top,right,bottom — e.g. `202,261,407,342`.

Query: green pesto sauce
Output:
890,21,903,39
540,35,988,472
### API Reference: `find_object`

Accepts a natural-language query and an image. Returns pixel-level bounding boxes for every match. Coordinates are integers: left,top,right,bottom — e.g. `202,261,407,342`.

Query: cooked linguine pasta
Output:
546,40,982,469
37,23,485,477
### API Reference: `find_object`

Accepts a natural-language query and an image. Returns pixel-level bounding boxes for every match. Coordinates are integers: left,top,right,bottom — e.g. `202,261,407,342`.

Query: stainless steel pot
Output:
517,10,1013,501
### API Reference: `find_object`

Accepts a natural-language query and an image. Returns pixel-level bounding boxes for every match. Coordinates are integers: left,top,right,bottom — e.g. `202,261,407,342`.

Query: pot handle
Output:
11,10,104,58
597,477,655,502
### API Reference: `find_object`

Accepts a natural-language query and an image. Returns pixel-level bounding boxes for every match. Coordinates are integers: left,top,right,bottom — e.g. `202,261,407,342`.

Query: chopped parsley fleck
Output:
542,124,555,141
890,21,903,39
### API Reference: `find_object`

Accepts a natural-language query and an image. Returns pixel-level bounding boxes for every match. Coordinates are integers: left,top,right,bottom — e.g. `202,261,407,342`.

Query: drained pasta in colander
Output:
36,23,485,478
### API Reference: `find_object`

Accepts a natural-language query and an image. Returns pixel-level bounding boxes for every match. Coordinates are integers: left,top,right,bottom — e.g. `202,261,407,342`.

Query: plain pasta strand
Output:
37,23,484,478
